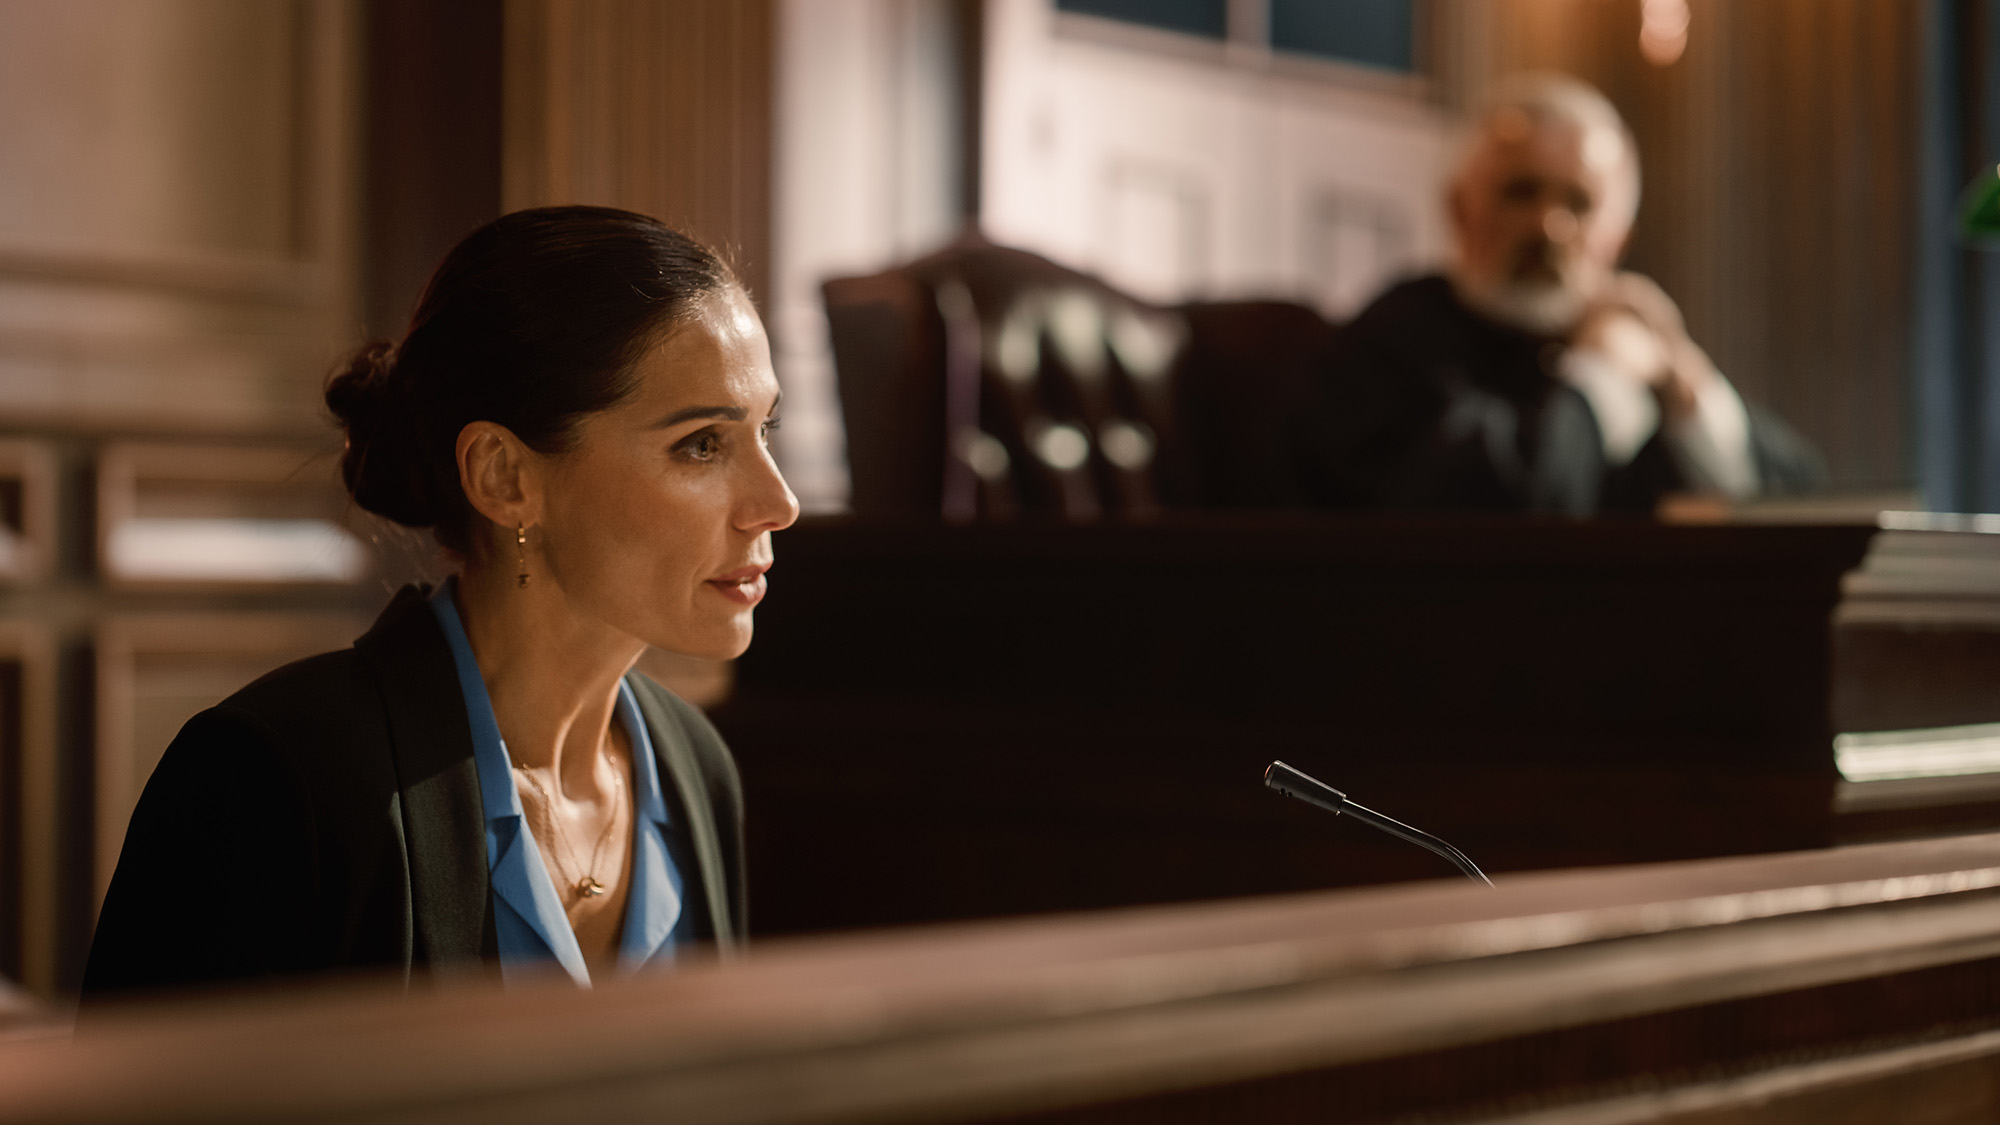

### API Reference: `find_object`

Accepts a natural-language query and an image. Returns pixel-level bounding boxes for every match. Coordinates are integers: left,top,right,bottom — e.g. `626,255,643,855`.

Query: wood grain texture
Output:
503,0,774,306
0,625,55,998
6,834,2000,1123
362,0,503,337
0,0,360,431
0,442,56,587
1474,1027,2000,1123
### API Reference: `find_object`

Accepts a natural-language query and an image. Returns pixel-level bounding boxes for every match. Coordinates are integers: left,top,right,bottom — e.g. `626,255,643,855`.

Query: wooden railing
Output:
5,833,2000,1123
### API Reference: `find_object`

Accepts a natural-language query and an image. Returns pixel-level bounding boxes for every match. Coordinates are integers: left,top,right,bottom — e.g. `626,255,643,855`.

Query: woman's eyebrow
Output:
652,405,747,429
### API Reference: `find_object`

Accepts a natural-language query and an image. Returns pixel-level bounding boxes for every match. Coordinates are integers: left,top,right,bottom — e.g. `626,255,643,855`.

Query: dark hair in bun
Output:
325,205,736,552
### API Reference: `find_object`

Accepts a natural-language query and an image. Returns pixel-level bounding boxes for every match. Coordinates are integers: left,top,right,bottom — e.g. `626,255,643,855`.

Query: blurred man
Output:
1298,74,1820,514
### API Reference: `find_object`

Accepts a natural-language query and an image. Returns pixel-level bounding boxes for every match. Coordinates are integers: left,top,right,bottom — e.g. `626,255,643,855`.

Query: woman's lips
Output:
706,564,769,607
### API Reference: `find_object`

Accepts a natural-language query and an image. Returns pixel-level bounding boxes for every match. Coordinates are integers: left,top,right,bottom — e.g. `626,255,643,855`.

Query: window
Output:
1270,0,1413,72
1054,0,1228,40
1057,0,1418,75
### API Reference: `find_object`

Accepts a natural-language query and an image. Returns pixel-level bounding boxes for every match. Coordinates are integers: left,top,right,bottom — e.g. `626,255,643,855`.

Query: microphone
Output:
1264,760,1493,886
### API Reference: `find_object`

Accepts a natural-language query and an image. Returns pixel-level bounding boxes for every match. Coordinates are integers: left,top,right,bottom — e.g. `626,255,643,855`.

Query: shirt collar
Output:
428,580,681,978
614,681,671,830
429,582,589,983
428,580,522,829
430,581,671,831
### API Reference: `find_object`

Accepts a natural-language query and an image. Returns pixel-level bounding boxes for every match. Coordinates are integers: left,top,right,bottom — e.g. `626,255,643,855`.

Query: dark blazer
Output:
1297,275,1825,514
82,586,746,999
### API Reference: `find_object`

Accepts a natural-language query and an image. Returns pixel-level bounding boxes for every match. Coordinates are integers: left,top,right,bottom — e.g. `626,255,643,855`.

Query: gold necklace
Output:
513,764,624,901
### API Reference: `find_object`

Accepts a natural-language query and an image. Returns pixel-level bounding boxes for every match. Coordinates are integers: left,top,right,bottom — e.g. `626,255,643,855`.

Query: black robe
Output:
82,586,747,1000
1294,275,1823,514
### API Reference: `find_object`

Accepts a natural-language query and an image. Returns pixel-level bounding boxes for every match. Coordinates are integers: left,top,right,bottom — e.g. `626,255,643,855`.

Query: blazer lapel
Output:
628,677,736,949
355,586,495,968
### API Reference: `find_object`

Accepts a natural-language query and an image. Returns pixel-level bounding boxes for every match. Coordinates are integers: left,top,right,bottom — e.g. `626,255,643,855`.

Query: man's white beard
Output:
1451,270,1587,337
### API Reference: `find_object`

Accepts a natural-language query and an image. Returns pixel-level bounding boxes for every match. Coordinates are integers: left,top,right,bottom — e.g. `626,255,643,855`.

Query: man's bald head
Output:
1448,74,1641,335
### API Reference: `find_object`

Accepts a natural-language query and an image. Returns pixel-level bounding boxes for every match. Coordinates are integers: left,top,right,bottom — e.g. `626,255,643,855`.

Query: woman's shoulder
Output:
208,584,441,740
163,647,378,790
123,647,373,854
186,586,443,766
215,647,369,731
154,638,417,840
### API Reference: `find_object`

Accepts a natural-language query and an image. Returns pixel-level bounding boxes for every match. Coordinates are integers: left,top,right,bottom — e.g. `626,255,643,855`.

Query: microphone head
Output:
1264,760,1347,815
1264,761,1492,885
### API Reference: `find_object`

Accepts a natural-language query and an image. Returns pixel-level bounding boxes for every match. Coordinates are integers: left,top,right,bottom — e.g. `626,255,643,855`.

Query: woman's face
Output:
535,287,799,661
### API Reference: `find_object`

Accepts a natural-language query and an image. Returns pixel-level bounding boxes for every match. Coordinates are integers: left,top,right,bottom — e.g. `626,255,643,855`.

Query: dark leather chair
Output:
824,236,1336,519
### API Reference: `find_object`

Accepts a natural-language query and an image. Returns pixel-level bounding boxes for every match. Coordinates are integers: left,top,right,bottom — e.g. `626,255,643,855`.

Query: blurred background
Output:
0,0,1971,997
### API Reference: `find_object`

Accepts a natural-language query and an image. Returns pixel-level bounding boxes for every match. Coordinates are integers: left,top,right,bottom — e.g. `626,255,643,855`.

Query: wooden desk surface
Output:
6,833,2000,1123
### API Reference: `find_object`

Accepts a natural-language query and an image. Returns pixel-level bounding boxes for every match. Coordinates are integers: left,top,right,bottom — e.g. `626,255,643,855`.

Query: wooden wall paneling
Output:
294,0,364,396
0,624,55,998
0,441,57,587
0,0,371,996
0,0,359,434
94,443,365,591
502,0,775,306
0,2,305,271
1741,0,1905,491
361,0,504,337
0,0,364,443
92,613,366,904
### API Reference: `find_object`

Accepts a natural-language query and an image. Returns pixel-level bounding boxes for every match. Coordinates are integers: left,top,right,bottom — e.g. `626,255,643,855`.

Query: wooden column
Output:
362,0,504,337
502,0,775,307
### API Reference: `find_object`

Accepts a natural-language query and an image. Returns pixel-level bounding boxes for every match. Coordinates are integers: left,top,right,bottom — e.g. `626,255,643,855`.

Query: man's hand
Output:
1571,272,1719,424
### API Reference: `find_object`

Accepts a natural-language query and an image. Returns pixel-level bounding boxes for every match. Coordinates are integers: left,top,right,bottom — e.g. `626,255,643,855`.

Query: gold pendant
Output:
576,877,606,898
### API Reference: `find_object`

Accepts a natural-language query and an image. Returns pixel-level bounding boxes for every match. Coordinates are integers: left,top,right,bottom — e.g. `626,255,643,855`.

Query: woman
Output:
84,207,799,995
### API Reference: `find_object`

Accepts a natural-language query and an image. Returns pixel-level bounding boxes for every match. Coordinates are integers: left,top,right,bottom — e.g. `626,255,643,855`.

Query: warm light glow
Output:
1640,0,1690,66
1835,722,2000,782
106,518,367,582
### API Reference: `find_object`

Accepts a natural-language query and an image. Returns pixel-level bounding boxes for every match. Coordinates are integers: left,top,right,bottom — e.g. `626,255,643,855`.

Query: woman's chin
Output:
654,622,753,664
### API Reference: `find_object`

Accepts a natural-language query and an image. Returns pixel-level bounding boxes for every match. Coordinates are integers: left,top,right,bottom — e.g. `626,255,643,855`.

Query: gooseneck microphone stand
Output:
1264,760,1494,887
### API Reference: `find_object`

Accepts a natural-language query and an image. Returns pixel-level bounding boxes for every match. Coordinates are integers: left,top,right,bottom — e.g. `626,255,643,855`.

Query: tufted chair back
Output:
825,237,1335,519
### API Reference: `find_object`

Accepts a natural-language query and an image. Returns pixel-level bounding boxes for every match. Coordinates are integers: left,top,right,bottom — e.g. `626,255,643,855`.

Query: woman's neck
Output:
451,561,643,797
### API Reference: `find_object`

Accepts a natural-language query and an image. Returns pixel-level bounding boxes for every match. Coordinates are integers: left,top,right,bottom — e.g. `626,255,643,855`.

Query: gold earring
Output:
516,524,529,589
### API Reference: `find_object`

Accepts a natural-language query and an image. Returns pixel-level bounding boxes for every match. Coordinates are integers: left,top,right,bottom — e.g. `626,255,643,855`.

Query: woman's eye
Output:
760,416,782,445
677,431,724,461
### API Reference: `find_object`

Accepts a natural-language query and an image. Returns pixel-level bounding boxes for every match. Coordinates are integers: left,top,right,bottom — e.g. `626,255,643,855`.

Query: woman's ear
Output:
456,421,543,531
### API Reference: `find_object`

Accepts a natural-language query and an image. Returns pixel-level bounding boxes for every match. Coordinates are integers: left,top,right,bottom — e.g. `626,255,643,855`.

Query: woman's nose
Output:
739,449,801,533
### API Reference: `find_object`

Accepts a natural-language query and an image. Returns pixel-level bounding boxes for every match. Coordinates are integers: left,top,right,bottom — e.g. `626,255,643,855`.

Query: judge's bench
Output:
717,515,2000,936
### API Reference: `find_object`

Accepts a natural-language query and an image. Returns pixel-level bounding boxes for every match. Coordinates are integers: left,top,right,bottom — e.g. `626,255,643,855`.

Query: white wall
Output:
982,0,1450,315
770,0,966,512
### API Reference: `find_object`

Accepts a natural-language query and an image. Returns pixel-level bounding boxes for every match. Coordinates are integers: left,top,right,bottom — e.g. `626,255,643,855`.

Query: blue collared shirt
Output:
430,582,687,986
